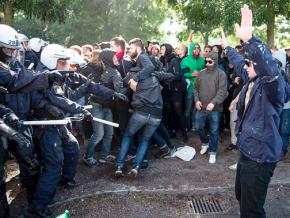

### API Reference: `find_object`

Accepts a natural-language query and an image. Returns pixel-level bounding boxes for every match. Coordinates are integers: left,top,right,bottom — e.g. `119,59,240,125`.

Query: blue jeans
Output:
184,91,195,130
116,112,161,169
195,110,221,153
86,105,113,159
279,108,290,154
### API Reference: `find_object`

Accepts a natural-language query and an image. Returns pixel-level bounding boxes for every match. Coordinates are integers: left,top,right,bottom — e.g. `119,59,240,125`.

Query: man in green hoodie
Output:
180,42,205,131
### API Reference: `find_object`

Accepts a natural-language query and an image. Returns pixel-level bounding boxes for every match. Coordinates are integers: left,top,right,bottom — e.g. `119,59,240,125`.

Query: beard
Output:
129,50,138,59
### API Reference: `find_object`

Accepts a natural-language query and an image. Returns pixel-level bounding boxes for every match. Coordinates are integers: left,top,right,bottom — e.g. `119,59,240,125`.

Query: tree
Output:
168,0,290,47
13,0,168,46
251,0,290,48
0,0,75,26
168,0,233,45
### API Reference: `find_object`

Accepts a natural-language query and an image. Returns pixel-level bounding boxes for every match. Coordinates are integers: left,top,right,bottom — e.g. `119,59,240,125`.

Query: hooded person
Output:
180,42,205,131
160,43,188,141
193,51,228,164
83,48,125,166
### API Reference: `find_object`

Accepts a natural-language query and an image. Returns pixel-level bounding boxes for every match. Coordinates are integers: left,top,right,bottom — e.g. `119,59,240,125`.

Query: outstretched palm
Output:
235,4,253,42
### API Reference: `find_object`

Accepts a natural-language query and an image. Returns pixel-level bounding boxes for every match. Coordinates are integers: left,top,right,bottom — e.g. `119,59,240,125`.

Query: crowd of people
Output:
0,4,289,218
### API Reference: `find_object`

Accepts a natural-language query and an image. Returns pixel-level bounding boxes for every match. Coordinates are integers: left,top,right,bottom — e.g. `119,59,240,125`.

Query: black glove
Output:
113,92,129,102
48,70,63,84
82,109,93,121
45,105,65,119
13,133,39,173
3,113,19,130
12,132,32,156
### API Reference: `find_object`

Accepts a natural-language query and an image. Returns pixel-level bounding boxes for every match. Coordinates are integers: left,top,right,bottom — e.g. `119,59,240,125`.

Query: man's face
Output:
205,57,214,68
193,45,200,55
151,47,159,56
244,60,257,79
160,46,166,56
110,41,121,53
203,47,211,58
212,46,219,53
147,43,153,53
2,47,16,57
57,59,70,71
128,44,138,59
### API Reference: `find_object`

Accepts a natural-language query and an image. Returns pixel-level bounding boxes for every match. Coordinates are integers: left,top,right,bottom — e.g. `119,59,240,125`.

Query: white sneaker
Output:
200,144,209,155
209,154,216,164
229,163,237,170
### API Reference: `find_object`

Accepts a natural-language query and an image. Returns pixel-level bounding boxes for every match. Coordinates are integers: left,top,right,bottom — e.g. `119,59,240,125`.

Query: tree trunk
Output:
204,32,209,46
4,1,14,26
266,11,275,48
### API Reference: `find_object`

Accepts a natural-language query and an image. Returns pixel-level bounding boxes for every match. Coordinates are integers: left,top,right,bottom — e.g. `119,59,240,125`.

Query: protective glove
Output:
48,70,64,84
45,104,65,119
3,113,19,130
82,109,93,121
12,132,32,154
78,73,94,94
12,133,39,173
114,92,129,102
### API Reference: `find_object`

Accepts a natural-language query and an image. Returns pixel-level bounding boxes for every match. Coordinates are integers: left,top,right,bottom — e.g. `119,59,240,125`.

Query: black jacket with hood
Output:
99,49,123,92
160,43,186,93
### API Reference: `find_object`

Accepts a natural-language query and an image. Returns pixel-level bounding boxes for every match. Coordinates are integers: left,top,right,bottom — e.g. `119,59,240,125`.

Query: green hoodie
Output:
180,42,205,93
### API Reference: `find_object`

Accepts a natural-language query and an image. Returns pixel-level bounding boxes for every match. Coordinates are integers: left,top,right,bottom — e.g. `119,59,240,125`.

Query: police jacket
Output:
0,60,51,93
226,36,285,163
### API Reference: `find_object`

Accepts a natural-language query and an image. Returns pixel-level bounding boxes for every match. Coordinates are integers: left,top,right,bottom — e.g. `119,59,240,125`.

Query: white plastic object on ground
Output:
171,145,196,161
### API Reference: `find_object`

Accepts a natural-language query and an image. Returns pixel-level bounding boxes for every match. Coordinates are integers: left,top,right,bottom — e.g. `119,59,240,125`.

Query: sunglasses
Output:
244,59,256,67
205,60,214,64
194,46,200,50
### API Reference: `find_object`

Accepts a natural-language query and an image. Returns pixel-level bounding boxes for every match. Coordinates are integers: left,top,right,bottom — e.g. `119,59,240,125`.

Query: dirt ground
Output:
5,131,290,218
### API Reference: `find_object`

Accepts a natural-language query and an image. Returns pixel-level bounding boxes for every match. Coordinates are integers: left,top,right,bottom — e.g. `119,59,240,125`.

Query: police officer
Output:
18,33,40,70
0,24,63,93
0,104,37,218
23,44,94,218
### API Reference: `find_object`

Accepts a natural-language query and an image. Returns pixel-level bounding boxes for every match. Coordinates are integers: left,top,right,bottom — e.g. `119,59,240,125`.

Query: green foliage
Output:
12,0,167,46
168,0,290,46
0,0,75,23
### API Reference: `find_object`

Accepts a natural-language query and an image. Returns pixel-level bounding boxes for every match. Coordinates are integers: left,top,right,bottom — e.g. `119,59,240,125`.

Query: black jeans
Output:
235,154,276,218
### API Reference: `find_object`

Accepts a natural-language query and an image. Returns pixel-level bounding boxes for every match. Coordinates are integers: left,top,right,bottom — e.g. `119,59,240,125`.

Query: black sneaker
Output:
154,146,170,158
226,144,238,151
58,179,80,189
115,166,124,178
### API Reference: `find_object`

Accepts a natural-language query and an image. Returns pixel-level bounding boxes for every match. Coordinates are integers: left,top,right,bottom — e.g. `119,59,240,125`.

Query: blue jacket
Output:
0,61,50,93
226,36,285,163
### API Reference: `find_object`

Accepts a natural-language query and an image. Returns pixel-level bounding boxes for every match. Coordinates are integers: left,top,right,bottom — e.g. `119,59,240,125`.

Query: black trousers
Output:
235,154,276,218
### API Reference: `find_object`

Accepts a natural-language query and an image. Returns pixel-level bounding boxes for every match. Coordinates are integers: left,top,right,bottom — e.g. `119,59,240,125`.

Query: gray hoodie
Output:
194,51,228,112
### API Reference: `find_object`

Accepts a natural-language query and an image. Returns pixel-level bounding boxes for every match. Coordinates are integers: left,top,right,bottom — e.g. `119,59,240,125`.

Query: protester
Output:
180,42,205,132
194,51,228,163
221,4,285,217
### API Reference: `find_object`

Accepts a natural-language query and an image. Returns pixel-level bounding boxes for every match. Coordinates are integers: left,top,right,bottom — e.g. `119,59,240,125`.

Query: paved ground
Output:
5,131,290,217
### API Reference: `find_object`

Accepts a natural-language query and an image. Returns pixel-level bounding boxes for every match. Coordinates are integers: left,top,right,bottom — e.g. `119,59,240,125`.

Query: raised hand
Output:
235,4,253,42
220,29,229,49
